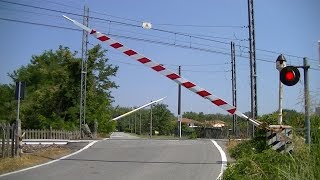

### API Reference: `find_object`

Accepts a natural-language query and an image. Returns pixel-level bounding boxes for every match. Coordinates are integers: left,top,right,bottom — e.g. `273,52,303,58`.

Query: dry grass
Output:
226,139,243,152
0,147,71,175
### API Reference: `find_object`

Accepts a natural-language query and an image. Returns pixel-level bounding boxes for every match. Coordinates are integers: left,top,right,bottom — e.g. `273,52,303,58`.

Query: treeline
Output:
0,45,118,133
114,106,235,137
113,104,176,135
0,45,242,135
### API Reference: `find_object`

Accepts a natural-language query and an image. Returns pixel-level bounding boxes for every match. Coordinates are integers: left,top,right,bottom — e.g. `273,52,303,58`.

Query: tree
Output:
152,104,175,135
114,104,175,135
6,45,118,133
183,111,232,124
0,84,15,123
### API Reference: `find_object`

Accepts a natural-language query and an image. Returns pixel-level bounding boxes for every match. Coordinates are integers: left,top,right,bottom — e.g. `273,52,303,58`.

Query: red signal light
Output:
280,66,300,86
285,71,295,81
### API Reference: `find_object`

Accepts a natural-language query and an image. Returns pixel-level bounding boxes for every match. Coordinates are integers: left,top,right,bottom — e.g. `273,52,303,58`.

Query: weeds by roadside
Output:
223,129,320,180
0,146,71,175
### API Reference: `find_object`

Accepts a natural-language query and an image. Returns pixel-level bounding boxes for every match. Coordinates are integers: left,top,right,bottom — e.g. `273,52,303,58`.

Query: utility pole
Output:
129,119,131,132
178,66,182,138
247,0,257,137
15,82,25,156
80,5,89,138
231,42,238,136
150,103,153,138
135,113,137,134
131,118,133,133
139,111,142,135
303,58,311,144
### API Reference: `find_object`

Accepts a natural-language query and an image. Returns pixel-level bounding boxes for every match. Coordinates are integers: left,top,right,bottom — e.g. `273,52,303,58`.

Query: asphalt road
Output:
1,132,225,180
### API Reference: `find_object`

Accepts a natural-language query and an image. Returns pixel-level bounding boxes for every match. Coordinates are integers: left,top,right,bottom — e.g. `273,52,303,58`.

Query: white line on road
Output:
0,140,98,178
210,140,227,180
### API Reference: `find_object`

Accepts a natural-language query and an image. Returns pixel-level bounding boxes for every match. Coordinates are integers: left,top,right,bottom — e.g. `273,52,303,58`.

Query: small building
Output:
203,120,226,128
181,118,201,128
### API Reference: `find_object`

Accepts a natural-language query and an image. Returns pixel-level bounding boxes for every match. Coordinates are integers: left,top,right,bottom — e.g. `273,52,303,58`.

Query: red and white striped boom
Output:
63,15,261,127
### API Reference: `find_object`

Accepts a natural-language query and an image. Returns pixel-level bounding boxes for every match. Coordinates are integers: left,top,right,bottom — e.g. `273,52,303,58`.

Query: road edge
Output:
0,140,99,178
210,139,227,180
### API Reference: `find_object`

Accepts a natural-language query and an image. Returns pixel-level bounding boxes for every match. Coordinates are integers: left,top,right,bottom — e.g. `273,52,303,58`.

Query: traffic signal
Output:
280,66,300,86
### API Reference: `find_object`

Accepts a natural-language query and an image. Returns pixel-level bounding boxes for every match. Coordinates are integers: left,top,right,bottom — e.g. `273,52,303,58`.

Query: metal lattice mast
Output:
248,0,257,137
80,6,89,135
231,42,238,136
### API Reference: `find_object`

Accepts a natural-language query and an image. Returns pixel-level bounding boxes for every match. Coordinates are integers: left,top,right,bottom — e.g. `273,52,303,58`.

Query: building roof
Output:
203,120,225,128
181,118,202,125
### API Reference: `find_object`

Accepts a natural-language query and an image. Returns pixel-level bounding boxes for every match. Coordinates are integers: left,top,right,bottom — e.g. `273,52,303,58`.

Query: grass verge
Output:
223,129,320,180
0,147,71,175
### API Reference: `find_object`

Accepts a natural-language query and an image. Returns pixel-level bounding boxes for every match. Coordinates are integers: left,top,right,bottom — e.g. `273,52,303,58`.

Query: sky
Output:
0,0,319,117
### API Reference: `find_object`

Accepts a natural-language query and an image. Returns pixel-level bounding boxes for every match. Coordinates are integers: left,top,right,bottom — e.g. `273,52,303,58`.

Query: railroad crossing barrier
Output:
63,15,261,127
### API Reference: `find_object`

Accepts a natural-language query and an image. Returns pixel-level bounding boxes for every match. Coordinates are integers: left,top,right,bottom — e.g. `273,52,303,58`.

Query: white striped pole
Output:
112,97,166,121
63,15,261,127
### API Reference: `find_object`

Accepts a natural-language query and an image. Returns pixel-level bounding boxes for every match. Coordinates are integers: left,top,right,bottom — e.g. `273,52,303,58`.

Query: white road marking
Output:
210,140,227,180
0,140,98,178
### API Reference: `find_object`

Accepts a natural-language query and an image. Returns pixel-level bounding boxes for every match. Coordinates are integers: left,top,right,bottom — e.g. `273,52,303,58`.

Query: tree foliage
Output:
0,84,15,123
114,103,175,135
1,45,118,133
183,111,232,123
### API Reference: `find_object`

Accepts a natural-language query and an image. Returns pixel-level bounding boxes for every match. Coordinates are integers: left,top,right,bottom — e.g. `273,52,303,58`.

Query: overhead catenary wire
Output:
3,4,233,47
1,1,319,70
0,17,81,31
108,58,231,73
1,16,319,72
1,0,318,63
0,0,243,43
31,0,248,30
154,23,247,29
31,0,142,23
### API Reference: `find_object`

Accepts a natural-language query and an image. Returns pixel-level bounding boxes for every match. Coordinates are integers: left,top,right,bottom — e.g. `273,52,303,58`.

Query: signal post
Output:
275,54,311,145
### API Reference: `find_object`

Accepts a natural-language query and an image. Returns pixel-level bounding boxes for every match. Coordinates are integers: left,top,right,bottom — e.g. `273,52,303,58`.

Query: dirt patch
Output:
0,145,72,175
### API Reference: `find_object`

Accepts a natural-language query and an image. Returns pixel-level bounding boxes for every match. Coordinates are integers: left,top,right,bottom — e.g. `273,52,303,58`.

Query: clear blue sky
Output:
0,0,319,116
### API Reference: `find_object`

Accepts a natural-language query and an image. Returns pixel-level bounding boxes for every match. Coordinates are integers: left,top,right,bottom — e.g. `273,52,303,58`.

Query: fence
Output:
1,123,81,158
0,123,16,158
195,127,229,139
23,128,80,140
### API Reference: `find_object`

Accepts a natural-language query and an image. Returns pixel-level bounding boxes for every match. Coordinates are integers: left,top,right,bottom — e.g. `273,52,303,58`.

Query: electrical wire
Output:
1,1,319,71
2,15,319,73
0,0,318,62
2,0,318,63
31,0,142,23
92,25,235,53
0,17,81,31
109,58,231,73
155,23,247,29
32,0,247,30
0,0,246,43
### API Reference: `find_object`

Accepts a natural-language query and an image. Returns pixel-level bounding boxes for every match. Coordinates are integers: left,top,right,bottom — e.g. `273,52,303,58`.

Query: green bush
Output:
224,129,320,180
229,129,268,159
224,149,294,180
189,131,197,139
